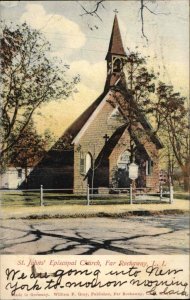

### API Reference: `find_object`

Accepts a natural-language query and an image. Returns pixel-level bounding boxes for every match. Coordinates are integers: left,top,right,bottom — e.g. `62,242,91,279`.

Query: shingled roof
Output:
94,124,152,168
52,89,108,150
52,80,163,152
105,14,127,59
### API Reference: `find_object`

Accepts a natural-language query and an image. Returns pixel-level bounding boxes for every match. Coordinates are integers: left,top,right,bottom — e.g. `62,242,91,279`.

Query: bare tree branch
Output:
140,0,170,42
140,0,149,42
144,4,170,16
79,0,105,22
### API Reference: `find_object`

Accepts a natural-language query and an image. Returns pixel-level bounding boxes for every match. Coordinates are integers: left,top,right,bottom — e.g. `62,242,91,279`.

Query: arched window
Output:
113,58,122,72
85,153,92,174
117,150,130,169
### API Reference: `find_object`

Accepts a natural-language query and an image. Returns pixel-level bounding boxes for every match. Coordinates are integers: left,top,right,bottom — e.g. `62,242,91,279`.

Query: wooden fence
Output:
0,184,174,207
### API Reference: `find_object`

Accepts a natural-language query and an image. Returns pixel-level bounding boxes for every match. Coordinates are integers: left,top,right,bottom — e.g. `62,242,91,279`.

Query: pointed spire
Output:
106,15,126,59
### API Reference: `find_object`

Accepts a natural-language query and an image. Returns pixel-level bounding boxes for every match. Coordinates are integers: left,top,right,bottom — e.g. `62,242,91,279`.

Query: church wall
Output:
131,120,161,191
73,99,123,192
21,150,74,189
109,128,160,191
144,142,160,191
109,129,131,188
138,132,160,191
73,100,160,192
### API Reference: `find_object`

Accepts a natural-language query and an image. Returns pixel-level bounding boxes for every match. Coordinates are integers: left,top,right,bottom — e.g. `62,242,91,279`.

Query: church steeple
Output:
106,15,126,59
105,15,127,90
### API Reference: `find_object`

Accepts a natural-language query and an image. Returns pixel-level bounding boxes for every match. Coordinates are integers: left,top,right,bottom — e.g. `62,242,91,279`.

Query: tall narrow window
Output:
80,152,85,175
146,159,153,175
17,169,22,179
85,153,92,174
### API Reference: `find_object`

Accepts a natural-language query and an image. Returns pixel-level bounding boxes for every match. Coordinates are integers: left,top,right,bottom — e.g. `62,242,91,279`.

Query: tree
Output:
0,22,79,168
125,50,156,110
79,0,169,41
110,52,189,191
139,0,170,42
10,120,49,184
153,82,189,190
109,50,157,163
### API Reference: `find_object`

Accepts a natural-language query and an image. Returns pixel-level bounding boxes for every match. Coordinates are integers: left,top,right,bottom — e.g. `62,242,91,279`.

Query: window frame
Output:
80,151,85,175
146,159,153,176
17,169,22,179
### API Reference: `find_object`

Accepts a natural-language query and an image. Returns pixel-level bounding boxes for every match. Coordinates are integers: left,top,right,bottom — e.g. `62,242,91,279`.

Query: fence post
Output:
169,184,173,204
40,185,43,206
160,185,163,201
130,184,133,204
87,184,90,206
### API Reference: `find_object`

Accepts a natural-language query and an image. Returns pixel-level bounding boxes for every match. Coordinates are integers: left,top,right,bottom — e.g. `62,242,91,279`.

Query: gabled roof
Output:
94,124,152,168
105,14,127,60
96,124,128,163
52,79,163,151
116,87,163,149
52,89,108,150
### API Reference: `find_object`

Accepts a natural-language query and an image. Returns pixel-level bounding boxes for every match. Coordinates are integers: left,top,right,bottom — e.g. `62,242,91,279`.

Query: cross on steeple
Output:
103,134,109,143
113,9,118,14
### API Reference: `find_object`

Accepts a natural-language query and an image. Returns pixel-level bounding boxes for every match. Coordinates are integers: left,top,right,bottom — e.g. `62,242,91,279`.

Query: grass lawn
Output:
173,193,190,200
1,199,189,220
0,191,131,206
0,189,189,209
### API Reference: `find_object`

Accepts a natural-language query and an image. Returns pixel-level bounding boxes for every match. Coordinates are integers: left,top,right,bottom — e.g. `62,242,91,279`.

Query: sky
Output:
0,0,189,139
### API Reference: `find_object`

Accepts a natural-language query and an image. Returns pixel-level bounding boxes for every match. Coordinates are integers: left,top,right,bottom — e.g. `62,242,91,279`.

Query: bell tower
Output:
105,15,127,90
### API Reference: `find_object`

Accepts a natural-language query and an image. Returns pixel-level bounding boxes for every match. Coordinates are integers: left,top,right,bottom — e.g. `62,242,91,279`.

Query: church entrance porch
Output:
116,150,131,188
117,168,131,188
110,149,148,189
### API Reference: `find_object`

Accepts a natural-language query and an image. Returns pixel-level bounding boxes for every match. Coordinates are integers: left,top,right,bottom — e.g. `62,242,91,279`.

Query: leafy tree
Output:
125,50,156,109
153,82,189,190
0,22,79,167
10,120,49,183
112,52,189,191
110,50,157,163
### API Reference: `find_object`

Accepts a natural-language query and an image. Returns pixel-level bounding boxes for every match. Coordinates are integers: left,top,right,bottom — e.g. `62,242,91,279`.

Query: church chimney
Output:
104,15,127,90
